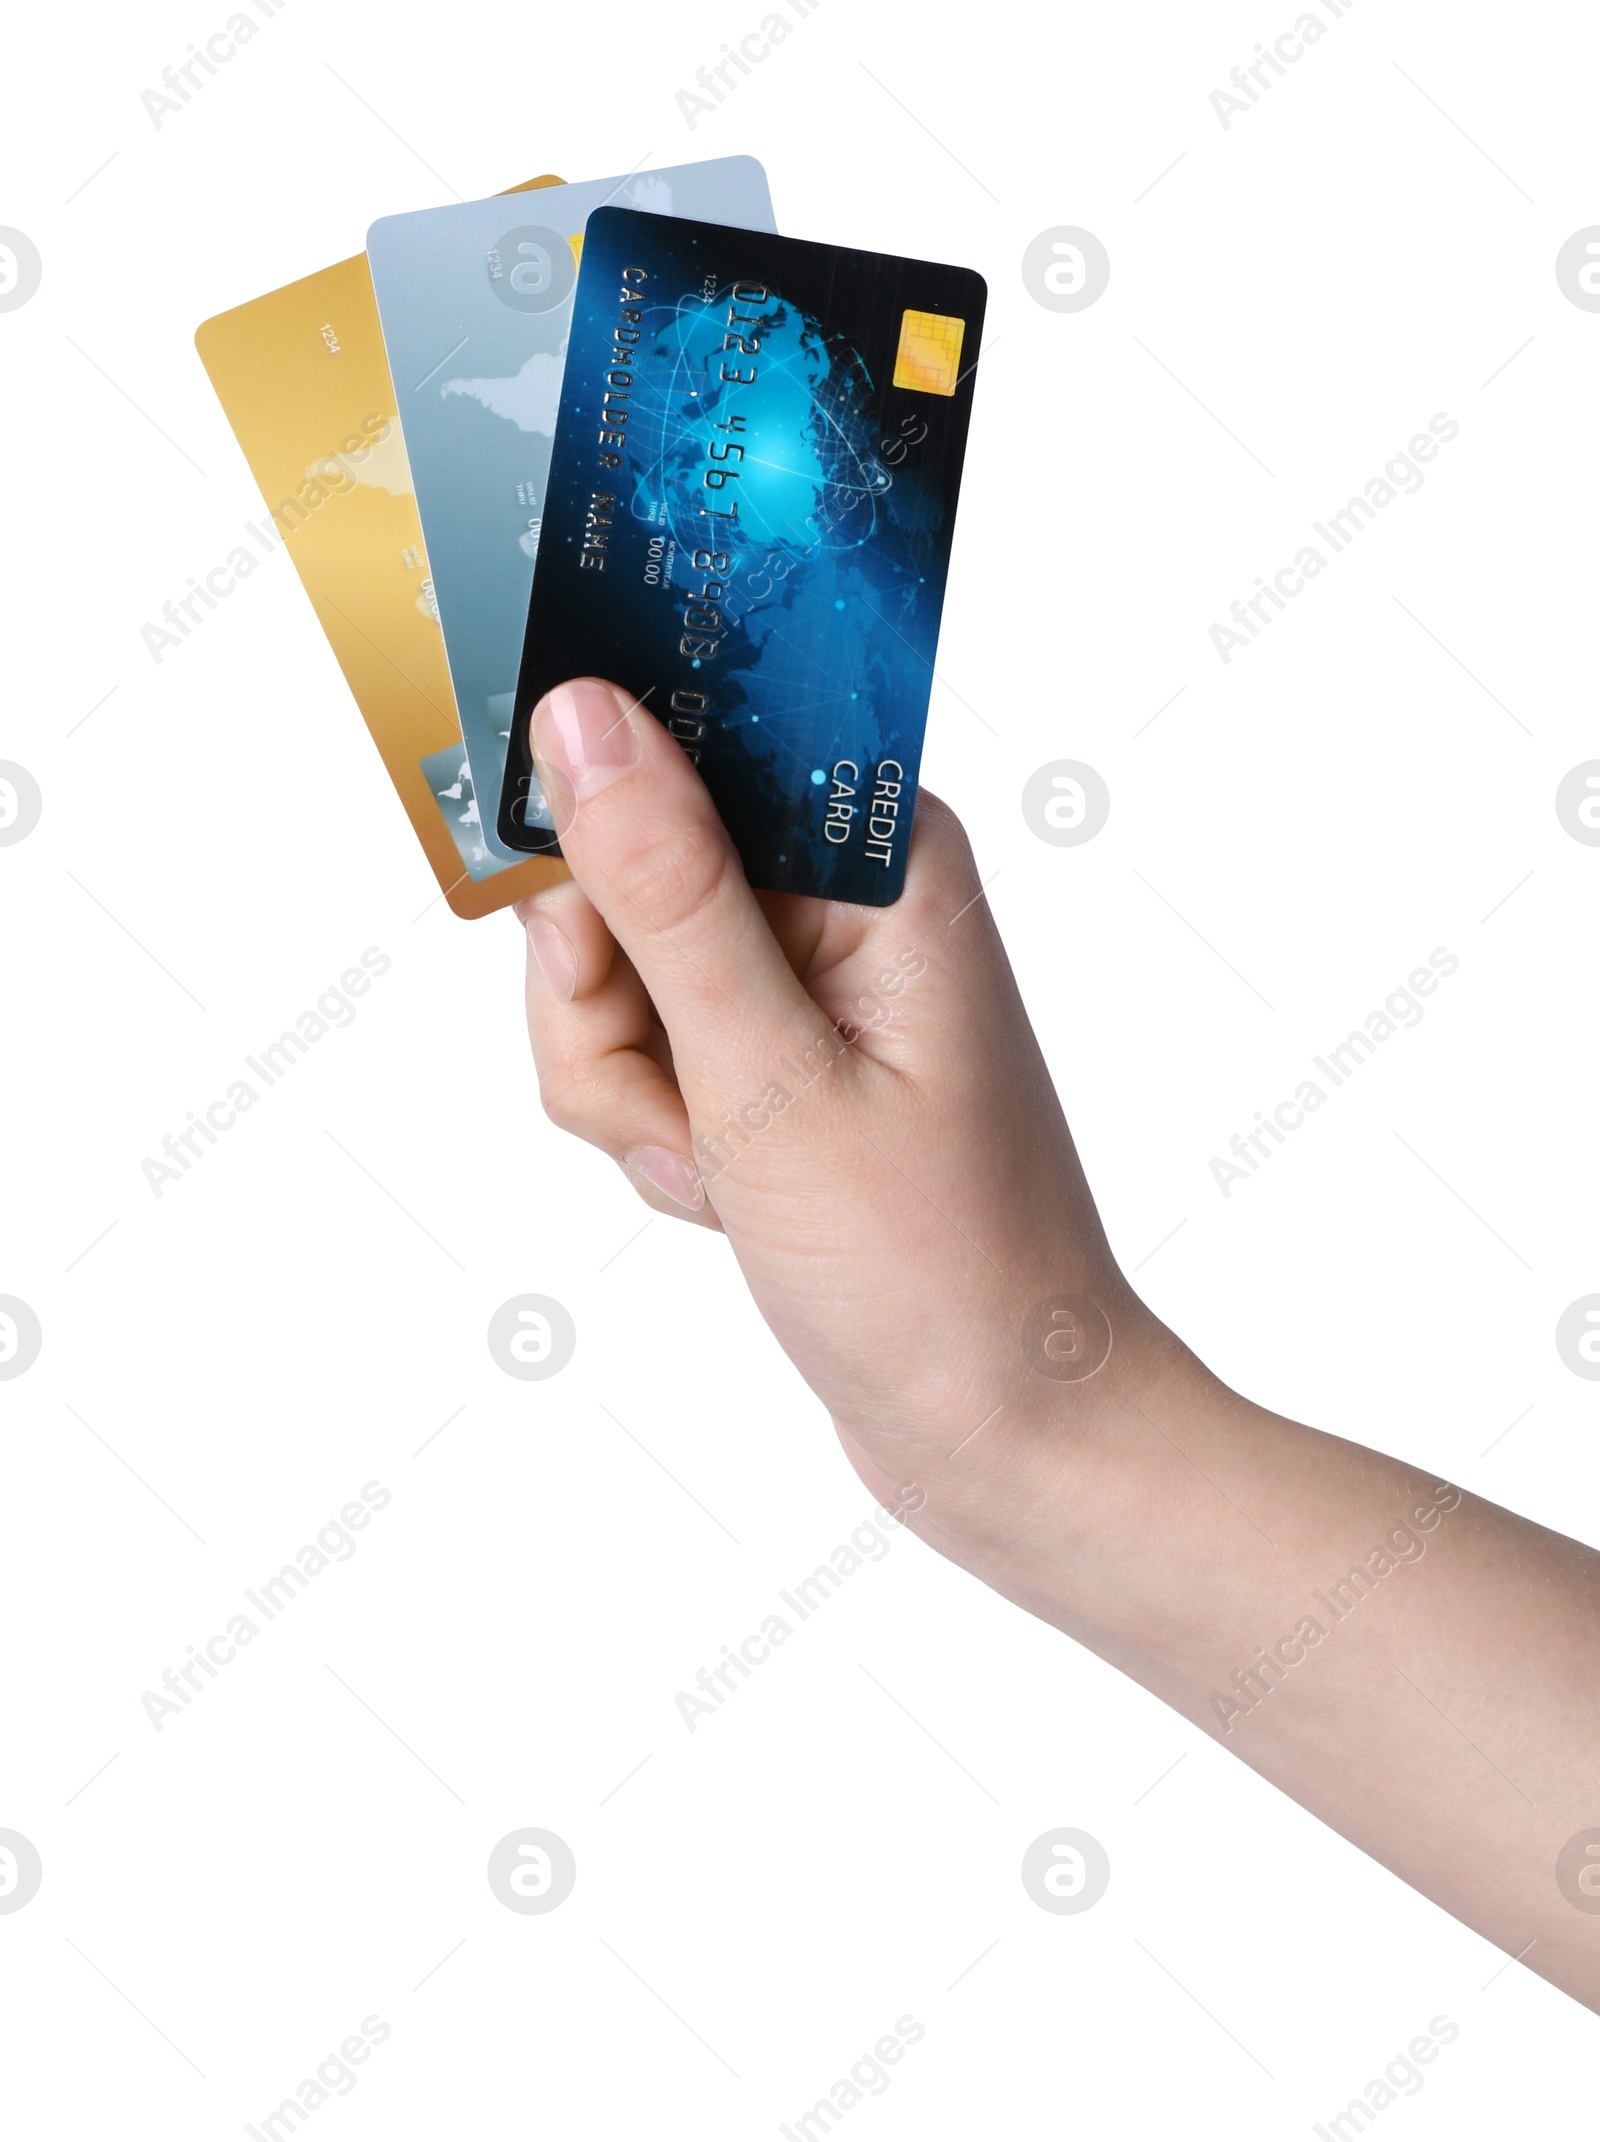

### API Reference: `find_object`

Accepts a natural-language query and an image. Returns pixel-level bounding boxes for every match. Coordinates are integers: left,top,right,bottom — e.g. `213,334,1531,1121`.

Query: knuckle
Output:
913,788,975,867
537,1062,606,1141
908,790,981,906
619,827,733,945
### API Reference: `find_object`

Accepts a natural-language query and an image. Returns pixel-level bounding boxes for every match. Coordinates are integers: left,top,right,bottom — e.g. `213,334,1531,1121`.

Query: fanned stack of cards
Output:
197,157,985,918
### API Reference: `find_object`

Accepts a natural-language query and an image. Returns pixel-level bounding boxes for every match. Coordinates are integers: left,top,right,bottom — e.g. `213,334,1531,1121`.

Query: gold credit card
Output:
194,175,571,920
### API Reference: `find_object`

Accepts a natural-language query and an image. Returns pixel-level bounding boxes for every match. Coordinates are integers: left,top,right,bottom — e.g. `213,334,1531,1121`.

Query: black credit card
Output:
497,206,986,904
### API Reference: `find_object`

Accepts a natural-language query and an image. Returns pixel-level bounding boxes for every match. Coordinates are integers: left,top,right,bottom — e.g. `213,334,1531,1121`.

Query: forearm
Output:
907,1329,1600,2010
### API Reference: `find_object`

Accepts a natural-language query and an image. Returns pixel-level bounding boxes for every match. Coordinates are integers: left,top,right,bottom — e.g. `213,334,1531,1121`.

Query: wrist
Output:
836,1281,1201,1600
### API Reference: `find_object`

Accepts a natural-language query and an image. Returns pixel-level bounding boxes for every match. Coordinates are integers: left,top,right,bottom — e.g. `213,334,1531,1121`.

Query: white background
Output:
2,0,1597,2132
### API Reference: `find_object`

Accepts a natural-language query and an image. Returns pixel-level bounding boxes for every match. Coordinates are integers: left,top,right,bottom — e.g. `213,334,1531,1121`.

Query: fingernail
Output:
525,918,576,1002
533,679,639,800
624,1144,705,1212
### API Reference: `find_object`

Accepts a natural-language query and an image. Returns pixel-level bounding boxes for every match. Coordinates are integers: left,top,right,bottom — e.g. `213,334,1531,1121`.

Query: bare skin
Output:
513,675,1600,2012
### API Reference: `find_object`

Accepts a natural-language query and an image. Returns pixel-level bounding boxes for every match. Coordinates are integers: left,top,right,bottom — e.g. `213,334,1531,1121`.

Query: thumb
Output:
529,677,818,1070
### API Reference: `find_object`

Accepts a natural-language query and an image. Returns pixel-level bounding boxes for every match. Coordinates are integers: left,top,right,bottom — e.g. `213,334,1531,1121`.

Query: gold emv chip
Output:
892,309,965,396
